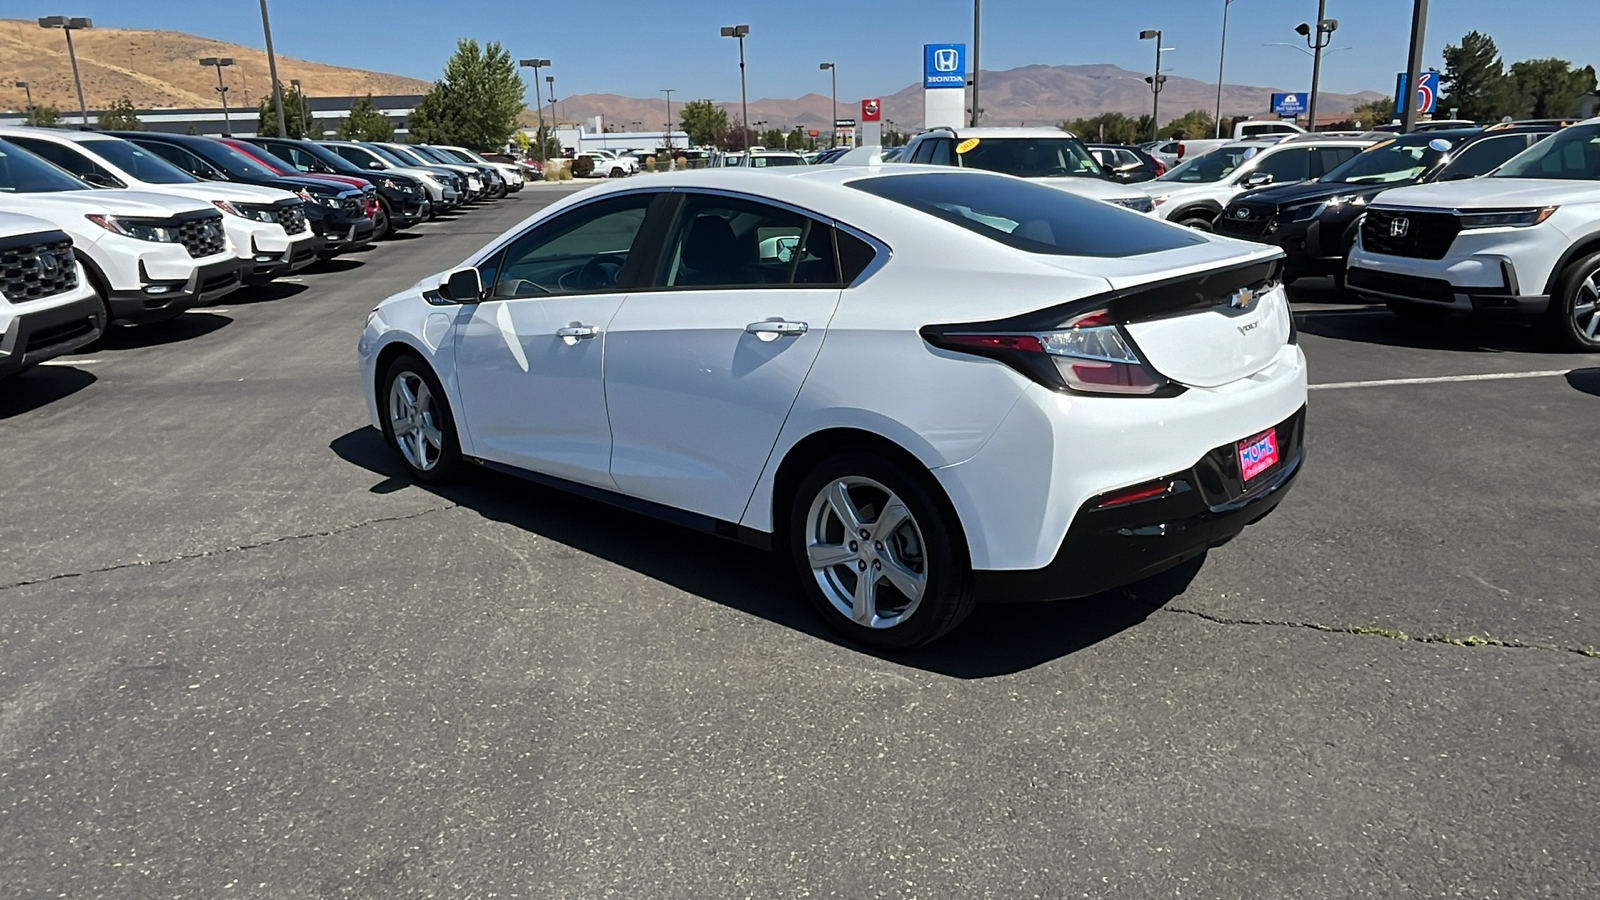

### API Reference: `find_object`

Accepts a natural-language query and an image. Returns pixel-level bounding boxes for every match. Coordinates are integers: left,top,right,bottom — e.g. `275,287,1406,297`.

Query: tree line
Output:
1440,31,1596,121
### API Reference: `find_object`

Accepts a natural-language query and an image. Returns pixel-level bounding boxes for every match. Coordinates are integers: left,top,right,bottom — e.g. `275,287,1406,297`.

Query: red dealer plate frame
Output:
1237,428,1280,483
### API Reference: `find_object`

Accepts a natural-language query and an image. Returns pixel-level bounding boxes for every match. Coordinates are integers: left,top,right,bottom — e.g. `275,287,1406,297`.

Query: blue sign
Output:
1394,71,1441,114
1271,92,1309,116
924,44,966,90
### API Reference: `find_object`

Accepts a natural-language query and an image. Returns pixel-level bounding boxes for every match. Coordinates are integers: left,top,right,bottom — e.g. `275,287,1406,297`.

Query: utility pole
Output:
1214,0,1237,138
1140,30,1167,141
1297,2,1338,132
519,59,551,166
1400,0,1429,133
660,89,675,149
259,0,287,138
819,63,837,148
970,0,982,127
720,25,751,153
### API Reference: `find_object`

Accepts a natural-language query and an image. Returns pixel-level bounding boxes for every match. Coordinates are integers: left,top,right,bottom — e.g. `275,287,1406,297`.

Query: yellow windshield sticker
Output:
956,138,981,154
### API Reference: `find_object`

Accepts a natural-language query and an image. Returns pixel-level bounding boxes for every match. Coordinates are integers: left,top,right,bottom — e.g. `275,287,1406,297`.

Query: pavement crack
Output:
0,504,458,593
1160,605,1600,659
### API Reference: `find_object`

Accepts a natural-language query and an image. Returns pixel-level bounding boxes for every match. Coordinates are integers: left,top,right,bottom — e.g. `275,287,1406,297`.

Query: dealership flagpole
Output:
969,0,981,127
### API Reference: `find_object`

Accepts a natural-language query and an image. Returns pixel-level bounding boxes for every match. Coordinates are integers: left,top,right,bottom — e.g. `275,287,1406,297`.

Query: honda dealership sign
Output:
923,43,966,130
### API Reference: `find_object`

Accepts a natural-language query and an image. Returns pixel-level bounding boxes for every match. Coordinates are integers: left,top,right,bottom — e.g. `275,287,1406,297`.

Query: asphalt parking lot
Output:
2,187,1597,898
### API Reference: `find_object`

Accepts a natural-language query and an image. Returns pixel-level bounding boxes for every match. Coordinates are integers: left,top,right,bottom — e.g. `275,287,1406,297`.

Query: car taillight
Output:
1153,159,1166,176
1176,143,1186,159
924,309,1171,397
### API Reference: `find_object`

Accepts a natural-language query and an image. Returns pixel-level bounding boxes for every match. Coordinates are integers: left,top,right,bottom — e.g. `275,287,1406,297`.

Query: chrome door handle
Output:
556,324,600,343
745,319,809,342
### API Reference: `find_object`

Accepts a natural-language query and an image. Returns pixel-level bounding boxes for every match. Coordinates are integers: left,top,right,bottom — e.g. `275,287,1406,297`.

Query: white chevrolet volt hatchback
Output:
360,166,1308,647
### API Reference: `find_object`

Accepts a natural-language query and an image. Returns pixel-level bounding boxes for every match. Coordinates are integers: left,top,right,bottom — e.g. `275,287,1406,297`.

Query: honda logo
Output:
1234,208,1251,219
37,252,60,276
1389,216,1410,238
933,48,960,72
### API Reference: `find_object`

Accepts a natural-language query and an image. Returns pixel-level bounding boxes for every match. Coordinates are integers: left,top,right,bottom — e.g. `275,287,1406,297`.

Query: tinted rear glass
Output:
850,171,1203,257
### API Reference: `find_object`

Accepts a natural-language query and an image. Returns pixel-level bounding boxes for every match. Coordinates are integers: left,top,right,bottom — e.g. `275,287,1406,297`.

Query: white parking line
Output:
1310,369,1573,391
39,358,99,366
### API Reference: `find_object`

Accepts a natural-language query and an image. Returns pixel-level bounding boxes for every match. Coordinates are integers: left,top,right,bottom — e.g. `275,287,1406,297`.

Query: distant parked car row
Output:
0,126,523,377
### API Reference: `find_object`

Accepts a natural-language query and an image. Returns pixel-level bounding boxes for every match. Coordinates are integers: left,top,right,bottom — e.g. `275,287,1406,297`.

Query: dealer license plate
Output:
1237,429,1279,483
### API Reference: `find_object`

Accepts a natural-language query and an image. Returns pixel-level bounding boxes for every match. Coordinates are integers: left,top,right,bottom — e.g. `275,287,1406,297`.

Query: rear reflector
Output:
1095,479,1170,508
940,333,1046,353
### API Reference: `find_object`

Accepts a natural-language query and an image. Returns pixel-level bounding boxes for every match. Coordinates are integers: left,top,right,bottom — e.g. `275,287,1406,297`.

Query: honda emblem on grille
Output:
37,252,60,276
1229,287,1257,310
1390,216,1410,238
1235,208,1251,219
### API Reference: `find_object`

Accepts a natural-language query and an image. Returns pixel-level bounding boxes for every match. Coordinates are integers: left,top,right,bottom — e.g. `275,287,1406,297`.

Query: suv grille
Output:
1,234,78,304
178,213,228,258
1361,208,1460,260
1215,202,1278,238
278,203,308,235
340,196,364,219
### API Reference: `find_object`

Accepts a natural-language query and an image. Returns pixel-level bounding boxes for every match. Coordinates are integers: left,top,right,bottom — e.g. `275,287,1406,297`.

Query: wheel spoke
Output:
420,422,444,450
1587,312,1600,339
807,542,856,570
871,502,911,544
411,431,430,467
413,380,432,415
852,570,877,625
396,376,417,407
879,557,926,601
826,481,864,534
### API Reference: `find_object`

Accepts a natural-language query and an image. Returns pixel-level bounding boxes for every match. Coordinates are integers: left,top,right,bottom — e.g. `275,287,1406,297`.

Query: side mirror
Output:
368,161,385,171
441,267,483,303
1244,172,1273,188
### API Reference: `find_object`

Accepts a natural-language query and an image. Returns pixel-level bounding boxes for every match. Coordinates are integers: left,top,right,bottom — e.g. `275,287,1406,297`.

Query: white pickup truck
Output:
1147,120,1307,167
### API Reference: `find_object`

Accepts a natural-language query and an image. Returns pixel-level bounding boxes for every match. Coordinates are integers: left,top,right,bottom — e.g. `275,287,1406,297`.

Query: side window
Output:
335,146,378,170
490,193,653,298
909,140,935,164
1311,147,1359,177
661,194,838,288
1253,147,1311,184
1444,136,1530,178
8,139,117,186
138,142,205,176
836,230,878,285
927,139,955,166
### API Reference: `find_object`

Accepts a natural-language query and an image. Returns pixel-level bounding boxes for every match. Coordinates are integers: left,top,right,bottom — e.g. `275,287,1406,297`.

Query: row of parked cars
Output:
0,128,528,379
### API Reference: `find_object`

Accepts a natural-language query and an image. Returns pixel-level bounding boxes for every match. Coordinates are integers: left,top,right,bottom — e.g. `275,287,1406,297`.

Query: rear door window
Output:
1252,147,1312,184
1443,135,1533,178
659,194,840,288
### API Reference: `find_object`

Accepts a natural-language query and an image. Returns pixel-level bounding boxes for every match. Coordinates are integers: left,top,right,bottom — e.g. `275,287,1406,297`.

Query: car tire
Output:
610,167,625,178
1176,214,1214,232
1386,300,1450,324
379,352,463,483
371,205,391,241
1542,250,1600,352
76,269,114,352
787,452,976,649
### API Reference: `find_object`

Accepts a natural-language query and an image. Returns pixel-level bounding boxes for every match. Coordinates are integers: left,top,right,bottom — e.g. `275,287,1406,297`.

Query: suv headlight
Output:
1458,207,1557,229
84,214,178,242
314,195,344,210
212,200,278,223
1309,194,1367,219
1110,196,1155,214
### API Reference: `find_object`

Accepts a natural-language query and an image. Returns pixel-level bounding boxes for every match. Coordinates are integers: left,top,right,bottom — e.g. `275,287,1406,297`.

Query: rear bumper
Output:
106,257,245,324
973,406,1306,602
0,288,105,377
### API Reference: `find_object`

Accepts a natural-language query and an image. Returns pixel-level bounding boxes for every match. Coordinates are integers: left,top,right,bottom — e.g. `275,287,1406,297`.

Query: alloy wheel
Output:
387,370,444,471
1574,266,1600,342
804,476,928,629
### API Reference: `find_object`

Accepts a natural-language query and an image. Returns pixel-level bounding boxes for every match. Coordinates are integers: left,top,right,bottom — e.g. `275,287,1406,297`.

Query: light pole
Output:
1295,4,1339,132
518,59,551,166
819,63,837,148
200,57,236,135
970,0,982,127
1214,0,1239,138
37,16,92,126
660,89,675,150
1400,0,1429,133
1139,30,1168,142
258,0,287,138
546,75,561,123
14,81,33,115
720,25,751,153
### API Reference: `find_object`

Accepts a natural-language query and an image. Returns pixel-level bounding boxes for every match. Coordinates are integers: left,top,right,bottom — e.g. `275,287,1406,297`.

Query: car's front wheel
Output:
788,453,975,649
1544,250,1600,351
380,353,462,483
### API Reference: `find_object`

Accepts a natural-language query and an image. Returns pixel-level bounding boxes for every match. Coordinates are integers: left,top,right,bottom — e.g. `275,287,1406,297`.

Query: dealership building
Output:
0,95,423,138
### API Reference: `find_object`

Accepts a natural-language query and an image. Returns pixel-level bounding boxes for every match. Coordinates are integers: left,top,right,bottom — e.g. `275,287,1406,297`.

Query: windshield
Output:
1322,138,1447,185
750,155,806,167
364,144,414,167
1493,123,1600,180
851,171,1202,257
383,145,435,166
445,147,489,163
238,143,300,175
1156,144,1260,183
87,139,197,184
0,139,91,193
954,137,1105,178
189,140,281,179
285,141,366,176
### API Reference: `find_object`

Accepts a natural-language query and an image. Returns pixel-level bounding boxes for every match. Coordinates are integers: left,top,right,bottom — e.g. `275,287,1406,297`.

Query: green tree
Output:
1061,112,1141,144
408,39,524,149
23,104,61,127
1440,31,1507,122
758,127,789,149
185,123,200,135
678,99,728,150
337,94,394,141
1501,58,1598,119
1159,109,1215,140
257,84,312,138
96,96,144,130
1353,97,1396,129
524,124,563,160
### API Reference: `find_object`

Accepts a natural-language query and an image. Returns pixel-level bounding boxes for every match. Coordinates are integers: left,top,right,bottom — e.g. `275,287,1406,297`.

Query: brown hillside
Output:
0,19,431,113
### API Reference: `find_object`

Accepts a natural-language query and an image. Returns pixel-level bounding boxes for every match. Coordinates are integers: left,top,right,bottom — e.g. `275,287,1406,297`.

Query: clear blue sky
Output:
42,1,1599,105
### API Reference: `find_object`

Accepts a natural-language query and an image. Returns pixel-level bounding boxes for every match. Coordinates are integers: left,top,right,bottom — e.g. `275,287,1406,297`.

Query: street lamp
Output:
200,57,236,135
37,16,92,126
518,58,551,166
819,62,837,148
257,1,287,138
720,25,751,153
660,89,676,150
1214,0,1239,138
1139,30,1169,142
546,75,561,123
14,81,33,114
1295,5,1339,131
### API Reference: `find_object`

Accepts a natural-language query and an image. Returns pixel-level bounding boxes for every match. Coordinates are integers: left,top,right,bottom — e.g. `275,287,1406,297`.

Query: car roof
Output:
0,126,119,144
915,127,1082,140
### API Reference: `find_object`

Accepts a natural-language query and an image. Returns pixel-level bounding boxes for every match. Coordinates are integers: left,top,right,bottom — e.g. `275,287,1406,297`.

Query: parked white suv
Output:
1140,136,1375,229
1346,118,1600,349
896,127,1157,212
359,166,1305,647
0,137,243,328
0,211,104,378
0,127,317,285
429,145,526,191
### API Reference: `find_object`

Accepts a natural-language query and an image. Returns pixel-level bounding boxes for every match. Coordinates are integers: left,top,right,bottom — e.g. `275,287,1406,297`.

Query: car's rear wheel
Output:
371,202,392,240
1543,251,1600,351
788,453,975,649
380,353,462,483
1386,300,1450,324
610,167,625,178
1176,214,1214,232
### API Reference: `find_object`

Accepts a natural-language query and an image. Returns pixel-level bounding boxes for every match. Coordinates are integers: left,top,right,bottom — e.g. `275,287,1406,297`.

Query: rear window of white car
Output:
850,171,1203,257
